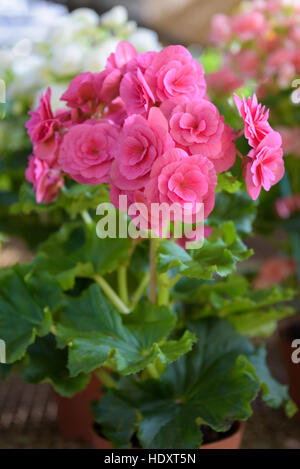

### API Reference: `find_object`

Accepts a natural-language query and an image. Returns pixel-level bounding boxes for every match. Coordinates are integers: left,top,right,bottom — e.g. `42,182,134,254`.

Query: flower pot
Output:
92,422,244,449
201,422,245,449
55,373,103,443
279,320,300,420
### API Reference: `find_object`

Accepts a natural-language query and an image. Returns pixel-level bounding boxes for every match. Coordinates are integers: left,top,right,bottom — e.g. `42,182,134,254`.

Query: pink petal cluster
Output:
26,155,64,204
25,89,65,203
234,94,284,199
25,40,285,243
209,0,300,94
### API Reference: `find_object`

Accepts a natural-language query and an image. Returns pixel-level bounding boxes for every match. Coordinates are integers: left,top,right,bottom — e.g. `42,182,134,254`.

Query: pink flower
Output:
145,45,206,104
198,122,236,174
61,72,104,114
232,11,266,42
58,121,118,185
169,99,224,153
254,257,295,289
145,148,217,220
275,194,300,219
210,14,232,44
234,93,272,147
111,107,174,191
207,66,244,94
120,67,155,116
26,155,64,204
243,131,284,200
26,88,61,165
236,50,260,79
107,41,138,73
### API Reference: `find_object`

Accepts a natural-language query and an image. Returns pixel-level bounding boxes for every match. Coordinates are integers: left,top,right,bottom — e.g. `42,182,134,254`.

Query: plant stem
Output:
149,239,158,304
157,272,170,306
130,273,150,310
96,369,118,389
81,210,93,225
94,274,130,314
147,363,160,379
118,264,129,306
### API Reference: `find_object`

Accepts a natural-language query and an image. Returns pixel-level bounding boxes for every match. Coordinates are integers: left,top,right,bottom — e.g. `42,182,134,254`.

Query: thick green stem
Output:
130,273,150,310
96,369,118,389
94,274,130,314
147,363,160,380
149,239,158,304
158,272,170,306
81,210,93,225
118,264,129,306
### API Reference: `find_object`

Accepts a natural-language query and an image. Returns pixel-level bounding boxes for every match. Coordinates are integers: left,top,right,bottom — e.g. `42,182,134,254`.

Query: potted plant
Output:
0,39,296,449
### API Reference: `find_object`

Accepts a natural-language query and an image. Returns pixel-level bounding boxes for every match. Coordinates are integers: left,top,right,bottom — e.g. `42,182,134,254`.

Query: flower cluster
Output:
25,41,284,233
234,93,284,200
208,0,300,95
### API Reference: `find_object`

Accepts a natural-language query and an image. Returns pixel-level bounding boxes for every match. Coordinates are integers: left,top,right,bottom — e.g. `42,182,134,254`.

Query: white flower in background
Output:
128,28,161,53
100,6,128,27
69,8,99,27
84,38,120,72
10,55,46,95
50,44,86,77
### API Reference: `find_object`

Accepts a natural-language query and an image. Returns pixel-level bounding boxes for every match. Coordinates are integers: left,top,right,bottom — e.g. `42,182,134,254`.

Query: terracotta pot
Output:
279,321,300,420
55,373,103,443
201,422,245,449
92,422,244,450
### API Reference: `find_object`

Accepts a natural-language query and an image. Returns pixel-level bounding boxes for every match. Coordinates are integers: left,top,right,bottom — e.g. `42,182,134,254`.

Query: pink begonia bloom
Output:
193,122,236,174
104,97,127,126
120,67,155,115
25,155,64,204
111,107,174,191
169,99,224,153
234,93,272,148
207,66,244,94
243,131,284,200
61,72,104,113
210,14,232,44
59,121,118,185
278,127,300,157
26,88,60,165
236,50,260,79
254,257,295,290
145,45,206,104
145,148,217,220
232,11,266,41
107,41,138,73
275,194,300,219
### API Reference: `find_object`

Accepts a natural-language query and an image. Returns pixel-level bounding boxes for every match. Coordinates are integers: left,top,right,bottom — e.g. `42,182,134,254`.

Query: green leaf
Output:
210,190,257,235
188,276,294,337
158,223,252,279
0,265,61,363
20,335,90,397
11,182,109,219
93,318,261,449
91,394,138,449
200,48,222,74
56,285,196,377
216,172,241,194
246,345,295,416
32,221,131,290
